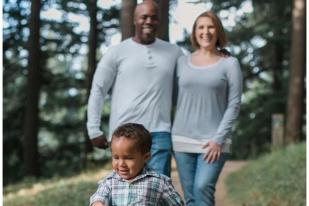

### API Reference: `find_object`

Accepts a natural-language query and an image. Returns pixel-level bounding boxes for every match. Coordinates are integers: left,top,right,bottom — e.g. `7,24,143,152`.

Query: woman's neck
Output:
193,47,221,58
191,48,223,67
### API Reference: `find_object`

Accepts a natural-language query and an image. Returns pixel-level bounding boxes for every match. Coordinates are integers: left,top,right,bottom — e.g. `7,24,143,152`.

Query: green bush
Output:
226,142,306,206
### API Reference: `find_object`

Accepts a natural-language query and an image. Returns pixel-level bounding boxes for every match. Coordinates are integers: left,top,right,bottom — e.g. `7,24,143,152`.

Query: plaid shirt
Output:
89,167,184,206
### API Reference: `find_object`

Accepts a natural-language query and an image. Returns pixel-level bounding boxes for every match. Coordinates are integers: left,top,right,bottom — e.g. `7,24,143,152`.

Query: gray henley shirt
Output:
87,38,182,140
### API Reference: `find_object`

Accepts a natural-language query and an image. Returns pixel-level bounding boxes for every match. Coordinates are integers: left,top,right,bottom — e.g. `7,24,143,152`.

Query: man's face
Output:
133,3,159,44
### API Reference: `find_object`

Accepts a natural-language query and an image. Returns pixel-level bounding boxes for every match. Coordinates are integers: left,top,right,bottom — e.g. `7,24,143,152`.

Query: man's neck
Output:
132,36,156,45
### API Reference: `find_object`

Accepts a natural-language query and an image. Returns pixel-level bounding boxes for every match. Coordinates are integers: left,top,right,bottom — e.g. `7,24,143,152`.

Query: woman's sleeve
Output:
213,58,243,145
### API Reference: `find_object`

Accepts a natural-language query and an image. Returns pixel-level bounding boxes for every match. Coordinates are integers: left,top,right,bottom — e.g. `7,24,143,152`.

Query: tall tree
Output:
3,0,30,183
157,0,169,41
84,0,98,154
285,0,306,144
86,0,98,98
121,0,136,40
23,0,42,177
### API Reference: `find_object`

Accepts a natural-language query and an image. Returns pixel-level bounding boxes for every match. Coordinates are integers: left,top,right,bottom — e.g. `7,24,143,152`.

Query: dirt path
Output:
171,158,248,206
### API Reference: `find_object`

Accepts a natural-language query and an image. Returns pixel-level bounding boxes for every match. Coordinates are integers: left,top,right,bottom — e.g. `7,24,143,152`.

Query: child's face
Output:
111,136,150,180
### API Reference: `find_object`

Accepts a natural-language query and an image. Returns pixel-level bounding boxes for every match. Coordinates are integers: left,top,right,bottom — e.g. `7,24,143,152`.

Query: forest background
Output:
3,0,306,185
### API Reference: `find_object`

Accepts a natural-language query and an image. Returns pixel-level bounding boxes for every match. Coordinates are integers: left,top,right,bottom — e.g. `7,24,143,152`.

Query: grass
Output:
225,142,306,206
4,162,112,206
4,143,306,206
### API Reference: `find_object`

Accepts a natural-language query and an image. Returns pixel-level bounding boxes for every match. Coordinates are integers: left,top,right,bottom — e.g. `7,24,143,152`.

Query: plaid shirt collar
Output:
113,166,160,183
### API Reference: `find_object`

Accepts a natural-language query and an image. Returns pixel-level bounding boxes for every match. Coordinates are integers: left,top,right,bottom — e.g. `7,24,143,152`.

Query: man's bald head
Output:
134,1,160,19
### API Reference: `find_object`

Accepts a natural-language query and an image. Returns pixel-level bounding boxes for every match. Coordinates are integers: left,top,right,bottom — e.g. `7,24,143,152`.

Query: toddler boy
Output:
89,123,184,206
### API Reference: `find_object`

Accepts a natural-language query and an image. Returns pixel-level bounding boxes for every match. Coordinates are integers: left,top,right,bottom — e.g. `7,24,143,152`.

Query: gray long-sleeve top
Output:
87,38,182,139
172,55,243,152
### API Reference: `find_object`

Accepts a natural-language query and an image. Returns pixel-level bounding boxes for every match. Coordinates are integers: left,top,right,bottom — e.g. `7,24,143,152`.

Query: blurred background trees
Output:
3,0,306,184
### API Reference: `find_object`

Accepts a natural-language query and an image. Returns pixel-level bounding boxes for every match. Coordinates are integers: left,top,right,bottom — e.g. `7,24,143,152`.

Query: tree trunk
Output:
121,0,136,40
272,37,283,93
270,0,285,95
85,0,98,155
143,0,169,41
285,0,306,144
157,0,169,41
23,0,41,177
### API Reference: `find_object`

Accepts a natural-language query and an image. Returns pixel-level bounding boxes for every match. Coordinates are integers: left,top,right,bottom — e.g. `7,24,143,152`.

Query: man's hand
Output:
218,48,231,57
91,135,109,149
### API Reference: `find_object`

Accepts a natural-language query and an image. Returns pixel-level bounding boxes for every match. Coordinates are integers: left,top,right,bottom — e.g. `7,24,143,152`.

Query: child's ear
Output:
144,152,151,161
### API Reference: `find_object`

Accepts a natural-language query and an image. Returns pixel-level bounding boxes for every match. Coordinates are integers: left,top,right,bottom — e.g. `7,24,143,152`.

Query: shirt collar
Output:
113,166,160,183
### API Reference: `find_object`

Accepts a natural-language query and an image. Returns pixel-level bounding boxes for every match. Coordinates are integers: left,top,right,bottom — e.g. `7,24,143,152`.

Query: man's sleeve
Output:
87,48,118,139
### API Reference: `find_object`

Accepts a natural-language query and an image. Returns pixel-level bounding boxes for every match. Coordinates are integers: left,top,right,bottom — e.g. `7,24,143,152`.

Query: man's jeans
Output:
174,152,229,206
147,132,172,177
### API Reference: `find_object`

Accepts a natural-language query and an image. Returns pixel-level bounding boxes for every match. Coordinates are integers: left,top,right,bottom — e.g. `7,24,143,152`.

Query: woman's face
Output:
194,16,218,50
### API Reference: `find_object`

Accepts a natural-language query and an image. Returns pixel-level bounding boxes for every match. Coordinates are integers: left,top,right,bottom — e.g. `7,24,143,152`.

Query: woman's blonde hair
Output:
190,11,227,49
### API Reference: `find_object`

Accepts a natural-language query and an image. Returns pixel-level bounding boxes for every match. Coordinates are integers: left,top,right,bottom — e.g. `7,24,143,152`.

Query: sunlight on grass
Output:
4,162,112,206
225,142,306,206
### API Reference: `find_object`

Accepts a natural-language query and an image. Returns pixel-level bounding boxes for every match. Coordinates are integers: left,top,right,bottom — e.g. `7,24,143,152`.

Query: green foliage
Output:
231,82,288,159
3,0,119,185
226,142,306,206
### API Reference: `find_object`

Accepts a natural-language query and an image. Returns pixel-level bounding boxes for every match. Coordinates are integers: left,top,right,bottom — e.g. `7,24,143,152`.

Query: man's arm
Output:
87,47,118,148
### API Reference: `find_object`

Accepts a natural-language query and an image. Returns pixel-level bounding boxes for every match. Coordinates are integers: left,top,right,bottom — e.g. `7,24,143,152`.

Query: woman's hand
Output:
203,141,222,163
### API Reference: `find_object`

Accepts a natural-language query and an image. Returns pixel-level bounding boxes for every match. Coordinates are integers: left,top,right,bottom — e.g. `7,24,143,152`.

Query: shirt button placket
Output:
124,182,129,204
146,48,155,69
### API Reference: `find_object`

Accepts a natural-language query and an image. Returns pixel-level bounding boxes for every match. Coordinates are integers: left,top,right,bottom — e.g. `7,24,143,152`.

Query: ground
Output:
4,159,248,206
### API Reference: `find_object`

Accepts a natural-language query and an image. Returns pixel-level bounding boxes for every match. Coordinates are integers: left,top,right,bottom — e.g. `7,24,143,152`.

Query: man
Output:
87,1,182,177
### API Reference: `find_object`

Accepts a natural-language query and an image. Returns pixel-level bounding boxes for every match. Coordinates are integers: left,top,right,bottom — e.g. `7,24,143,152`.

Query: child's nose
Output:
119,159,126,166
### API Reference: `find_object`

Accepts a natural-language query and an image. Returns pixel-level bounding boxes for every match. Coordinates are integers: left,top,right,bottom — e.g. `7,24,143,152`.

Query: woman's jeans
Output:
174,152,229,206
147,132,172,177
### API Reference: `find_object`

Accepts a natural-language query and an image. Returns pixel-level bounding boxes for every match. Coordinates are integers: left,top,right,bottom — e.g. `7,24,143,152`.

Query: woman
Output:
172,11,243,206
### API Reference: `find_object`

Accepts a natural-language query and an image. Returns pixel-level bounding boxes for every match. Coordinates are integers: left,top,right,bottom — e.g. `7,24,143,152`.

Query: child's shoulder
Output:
144,167,171,182
97,171,117,184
